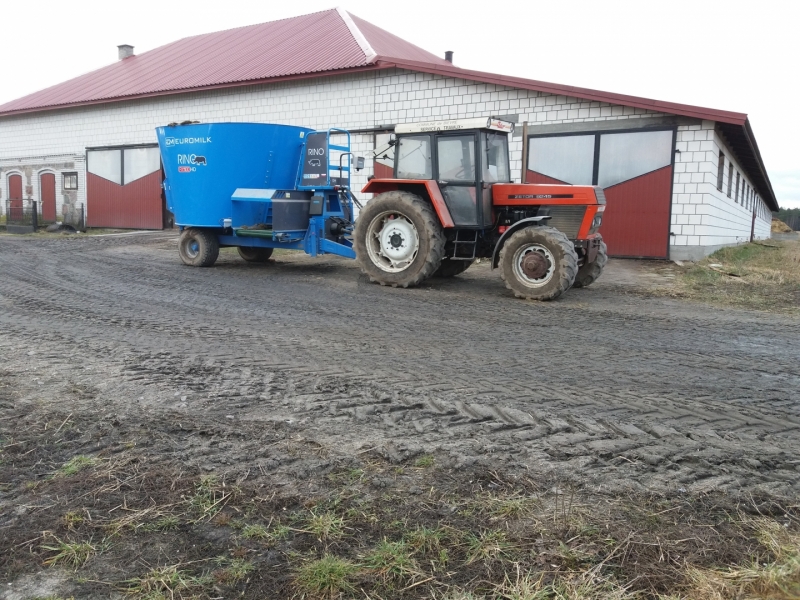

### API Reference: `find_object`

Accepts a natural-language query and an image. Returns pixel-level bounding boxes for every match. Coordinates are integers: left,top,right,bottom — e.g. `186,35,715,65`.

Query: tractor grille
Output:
540,206,586,238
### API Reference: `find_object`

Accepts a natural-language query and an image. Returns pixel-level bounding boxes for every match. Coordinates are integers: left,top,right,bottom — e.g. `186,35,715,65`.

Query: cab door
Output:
435,133,480,227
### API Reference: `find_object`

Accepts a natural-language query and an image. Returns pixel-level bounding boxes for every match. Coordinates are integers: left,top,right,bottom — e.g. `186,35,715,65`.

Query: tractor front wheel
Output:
354,191,445,288
178,228,219,267
499,226,578,300
237,246,274,263
573,236,608,288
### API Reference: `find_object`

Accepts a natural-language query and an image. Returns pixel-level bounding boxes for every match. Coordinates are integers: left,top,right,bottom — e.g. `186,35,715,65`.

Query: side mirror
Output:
353,156,365,171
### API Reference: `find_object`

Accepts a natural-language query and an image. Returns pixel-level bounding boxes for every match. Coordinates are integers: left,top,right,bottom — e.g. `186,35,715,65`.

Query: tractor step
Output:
451,229,478,259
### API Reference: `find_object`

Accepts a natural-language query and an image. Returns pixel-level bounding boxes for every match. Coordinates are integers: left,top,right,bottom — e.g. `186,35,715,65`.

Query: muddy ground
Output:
1,232,799,598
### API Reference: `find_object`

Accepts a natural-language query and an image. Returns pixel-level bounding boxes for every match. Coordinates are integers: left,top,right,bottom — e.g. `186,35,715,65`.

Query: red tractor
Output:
355,118,607,300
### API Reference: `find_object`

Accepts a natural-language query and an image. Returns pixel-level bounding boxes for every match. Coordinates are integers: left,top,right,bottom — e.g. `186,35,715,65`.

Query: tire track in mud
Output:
1,234,799,497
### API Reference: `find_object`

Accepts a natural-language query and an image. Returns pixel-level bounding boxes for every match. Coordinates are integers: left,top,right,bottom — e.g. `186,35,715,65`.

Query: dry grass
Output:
683,518,800,600
670,240,800,311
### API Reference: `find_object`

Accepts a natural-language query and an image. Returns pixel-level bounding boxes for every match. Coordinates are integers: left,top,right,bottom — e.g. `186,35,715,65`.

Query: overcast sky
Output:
1,0,797,208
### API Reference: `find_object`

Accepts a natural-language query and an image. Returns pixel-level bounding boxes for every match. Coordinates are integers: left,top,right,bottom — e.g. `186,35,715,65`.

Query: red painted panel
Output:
600,165,672,258
525,170,568,185
373,162,393,179
40,173,56,221
87,170,163,229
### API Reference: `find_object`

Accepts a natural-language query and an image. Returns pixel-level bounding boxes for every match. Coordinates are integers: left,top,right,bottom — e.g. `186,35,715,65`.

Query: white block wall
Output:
671,120,771,256
0,67,772,256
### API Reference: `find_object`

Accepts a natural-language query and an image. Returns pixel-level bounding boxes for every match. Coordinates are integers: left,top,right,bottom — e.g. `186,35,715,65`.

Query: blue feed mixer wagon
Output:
156,122,363,266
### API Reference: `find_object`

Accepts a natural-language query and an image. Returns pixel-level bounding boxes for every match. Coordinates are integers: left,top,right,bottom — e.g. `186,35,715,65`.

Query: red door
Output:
8,174,23,221
599,166,673,258
40,173,56,222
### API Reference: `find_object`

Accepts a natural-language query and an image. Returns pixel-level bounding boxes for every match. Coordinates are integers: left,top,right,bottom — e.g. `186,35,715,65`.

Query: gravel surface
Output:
1,231,799,499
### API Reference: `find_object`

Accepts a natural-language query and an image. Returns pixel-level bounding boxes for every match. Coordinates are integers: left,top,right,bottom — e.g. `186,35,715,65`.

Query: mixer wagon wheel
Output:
433,258,474,278
178,228,220,267
354,191,445,288
499,226,577,301
237,246,274,263
572,236,608,288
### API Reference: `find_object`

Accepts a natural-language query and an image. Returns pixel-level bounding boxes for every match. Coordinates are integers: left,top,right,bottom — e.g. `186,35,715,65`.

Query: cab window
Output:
482,132,510,182
396,135,432,179
437,135,476,182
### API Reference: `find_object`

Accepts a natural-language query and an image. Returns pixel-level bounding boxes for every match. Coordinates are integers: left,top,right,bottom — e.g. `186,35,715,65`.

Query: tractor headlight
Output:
589,211,603,234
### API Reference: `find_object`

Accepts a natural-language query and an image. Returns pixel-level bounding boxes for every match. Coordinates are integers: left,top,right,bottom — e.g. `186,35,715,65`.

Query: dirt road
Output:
1,232,799,498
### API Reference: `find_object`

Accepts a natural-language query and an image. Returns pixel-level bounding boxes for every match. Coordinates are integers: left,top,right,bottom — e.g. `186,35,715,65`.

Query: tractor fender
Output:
362,179,454,228
490,216,552,269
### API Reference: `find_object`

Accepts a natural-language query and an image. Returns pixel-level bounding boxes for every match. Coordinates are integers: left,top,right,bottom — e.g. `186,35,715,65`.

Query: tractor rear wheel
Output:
178,228,219,267
237,246,274,263
433,258,474,278
573,236,608,288
499,226,578,300
354,191,445,288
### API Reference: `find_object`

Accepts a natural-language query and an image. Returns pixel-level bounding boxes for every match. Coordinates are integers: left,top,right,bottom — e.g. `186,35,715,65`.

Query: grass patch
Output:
125,565,212,598
414,455,435,468
186,475,233,519
405,525,447,555
672,239,800,311
464,529,512,564
41,537,96,569
142,515,180,532
213,557,255,584
364,538,420,582
305,509,347,541
62,511,85,530
240,523,270,540
295,554,358,598
55,455,96,477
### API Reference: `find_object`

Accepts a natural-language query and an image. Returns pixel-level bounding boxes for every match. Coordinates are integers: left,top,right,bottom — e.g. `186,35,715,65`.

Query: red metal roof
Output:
0,9,448,116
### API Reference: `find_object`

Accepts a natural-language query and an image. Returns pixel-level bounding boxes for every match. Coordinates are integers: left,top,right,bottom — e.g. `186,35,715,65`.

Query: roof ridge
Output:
174,8,340,43
336,7,377,63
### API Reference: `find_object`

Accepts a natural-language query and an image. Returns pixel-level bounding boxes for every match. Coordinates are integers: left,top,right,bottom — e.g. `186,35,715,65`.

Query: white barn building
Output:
0,8,777,259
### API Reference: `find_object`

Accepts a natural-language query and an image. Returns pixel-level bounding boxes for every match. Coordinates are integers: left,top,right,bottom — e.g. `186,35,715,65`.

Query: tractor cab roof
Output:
395,117,515,135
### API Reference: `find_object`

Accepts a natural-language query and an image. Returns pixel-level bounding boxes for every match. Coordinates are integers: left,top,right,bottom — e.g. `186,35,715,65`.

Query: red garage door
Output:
527,129,675,258
87,146,163,229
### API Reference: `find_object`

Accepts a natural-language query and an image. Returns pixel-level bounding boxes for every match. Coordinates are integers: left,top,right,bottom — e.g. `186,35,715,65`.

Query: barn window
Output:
63,172,78,190
717,152,725,191
735,172,740,204
597,130,673,188
527,134,595,184
727,163,733,198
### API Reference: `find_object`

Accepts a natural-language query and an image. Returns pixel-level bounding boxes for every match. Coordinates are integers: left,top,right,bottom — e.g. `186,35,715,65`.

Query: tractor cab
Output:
391,118,514,228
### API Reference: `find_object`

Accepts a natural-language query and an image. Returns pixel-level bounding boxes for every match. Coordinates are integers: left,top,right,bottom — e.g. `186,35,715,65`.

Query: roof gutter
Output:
741,118,779,211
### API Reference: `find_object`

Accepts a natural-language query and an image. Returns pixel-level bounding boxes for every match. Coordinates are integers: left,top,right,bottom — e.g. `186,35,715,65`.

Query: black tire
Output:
433,257,474,278
237,246,274,263
498,226,578,300
178,228,219,267
573,236,608,288
354,191,445,288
